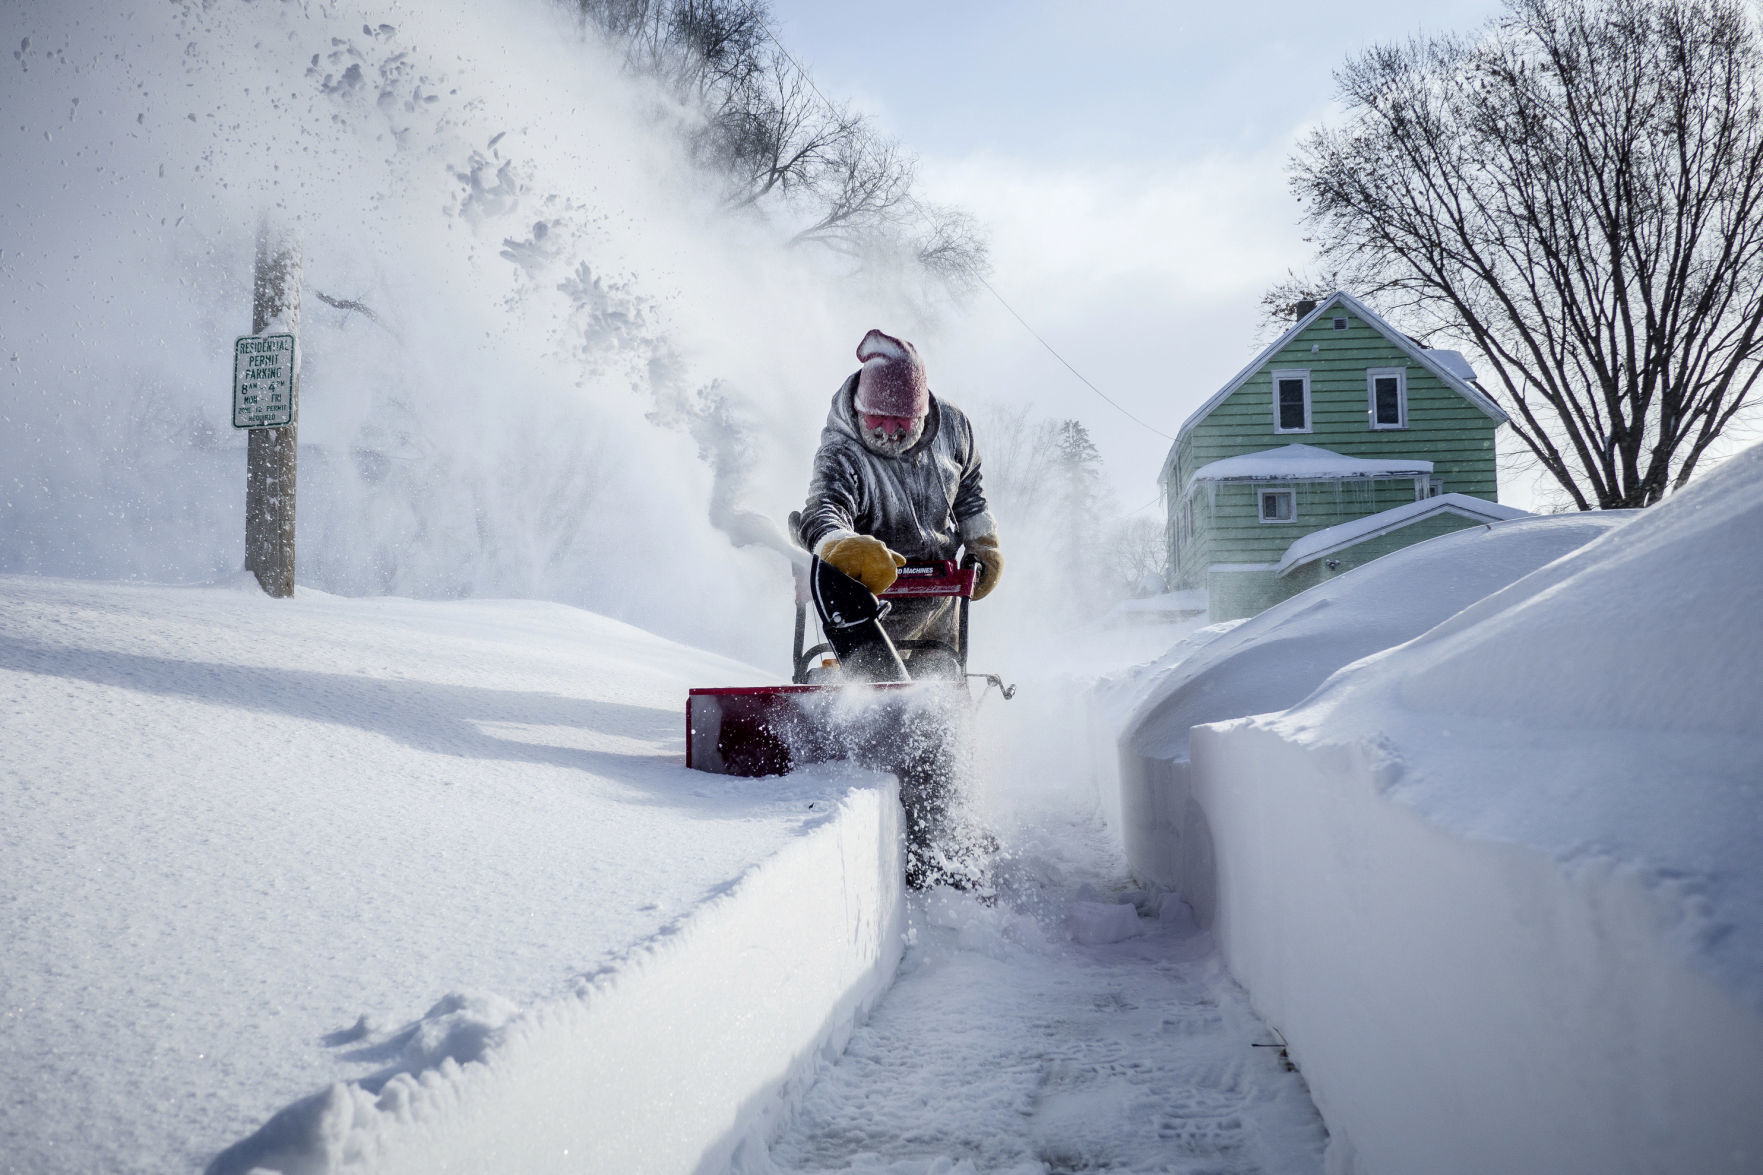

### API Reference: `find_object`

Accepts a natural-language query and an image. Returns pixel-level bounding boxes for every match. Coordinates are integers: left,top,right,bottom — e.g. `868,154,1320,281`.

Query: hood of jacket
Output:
795,372,995,565
825,371,942,460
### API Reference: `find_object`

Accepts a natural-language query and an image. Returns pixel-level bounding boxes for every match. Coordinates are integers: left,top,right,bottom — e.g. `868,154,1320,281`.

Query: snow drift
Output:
0,575,905,1173
209,777,904,1175
1156,443,1763,1173
1105,509,1629,916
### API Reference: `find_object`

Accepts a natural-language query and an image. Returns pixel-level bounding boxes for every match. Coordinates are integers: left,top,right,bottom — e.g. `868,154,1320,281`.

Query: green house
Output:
1161,291,1522,620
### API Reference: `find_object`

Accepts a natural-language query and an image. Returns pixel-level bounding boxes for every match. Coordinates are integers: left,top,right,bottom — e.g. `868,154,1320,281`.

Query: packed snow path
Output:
754,856,1328,1175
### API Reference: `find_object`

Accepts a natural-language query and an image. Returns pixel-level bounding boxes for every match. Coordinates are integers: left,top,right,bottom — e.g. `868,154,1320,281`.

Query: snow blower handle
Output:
809,556,911,683
878,559,979,600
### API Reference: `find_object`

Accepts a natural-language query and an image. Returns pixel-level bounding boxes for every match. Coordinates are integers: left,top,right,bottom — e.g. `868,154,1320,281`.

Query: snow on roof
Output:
1422,348,1479,382
1160,291,1509,486
1277,493,1530,575
1190,443,1433,484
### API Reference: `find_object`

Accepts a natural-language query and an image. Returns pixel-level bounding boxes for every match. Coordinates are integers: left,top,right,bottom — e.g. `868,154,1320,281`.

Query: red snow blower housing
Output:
685,555,1013,779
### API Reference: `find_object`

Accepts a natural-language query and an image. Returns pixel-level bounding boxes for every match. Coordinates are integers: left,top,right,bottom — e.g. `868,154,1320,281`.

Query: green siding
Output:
1207,566,1293,621
1206,508,1486,621
1166,305,1503,596
1202,477,1424,565
1172,314,1498,499
1278,511,1487,595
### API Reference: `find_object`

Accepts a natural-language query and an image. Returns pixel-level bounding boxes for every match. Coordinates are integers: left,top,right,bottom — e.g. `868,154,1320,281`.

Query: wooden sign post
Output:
236,226,301,598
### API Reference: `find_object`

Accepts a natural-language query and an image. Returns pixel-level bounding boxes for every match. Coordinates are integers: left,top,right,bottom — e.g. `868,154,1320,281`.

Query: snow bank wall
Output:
1190,724,1763,1174
1105,516,1625,924
1111,448,1763,1173
211,779,905,1175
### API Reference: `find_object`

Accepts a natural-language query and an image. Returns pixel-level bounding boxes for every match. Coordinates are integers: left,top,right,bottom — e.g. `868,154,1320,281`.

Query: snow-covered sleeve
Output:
798,436,865,555
953,413,996,541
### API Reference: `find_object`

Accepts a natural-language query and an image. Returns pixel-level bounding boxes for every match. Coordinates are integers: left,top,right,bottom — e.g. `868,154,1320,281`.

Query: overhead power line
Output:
971,274,1175,441
1127,489,1166,515
728,0,1176,444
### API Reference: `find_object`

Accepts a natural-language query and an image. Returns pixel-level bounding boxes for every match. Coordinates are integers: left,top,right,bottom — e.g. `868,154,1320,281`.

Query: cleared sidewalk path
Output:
749,858,1328,1175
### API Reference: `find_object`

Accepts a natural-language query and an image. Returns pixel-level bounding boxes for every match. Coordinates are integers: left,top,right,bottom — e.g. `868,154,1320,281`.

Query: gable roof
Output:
1275,493,1531,576
1189,443,1432,484
1160,291,1510,487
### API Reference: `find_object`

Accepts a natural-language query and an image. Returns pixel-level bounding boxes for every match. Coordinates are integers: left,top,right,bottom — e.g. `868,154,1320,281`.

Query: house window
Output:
1271,369,1311,433
1368,367,1407,429
1259,489,1296,523
1332,316,1348,331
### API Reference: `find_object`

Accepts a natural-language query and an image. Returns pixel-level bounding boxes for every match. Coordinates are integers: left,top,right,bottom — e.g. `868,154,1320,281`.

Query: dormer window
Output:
1271,369,1311,433
1368,367,1407,429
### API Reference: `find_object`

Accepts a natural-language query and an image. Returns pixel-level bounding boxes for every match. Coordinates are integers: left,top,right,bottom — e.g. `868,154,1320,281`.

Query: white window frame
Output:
1258,488,1297,524
1332,316,1349,331
1271,369,1312,434
1367,366,1408,430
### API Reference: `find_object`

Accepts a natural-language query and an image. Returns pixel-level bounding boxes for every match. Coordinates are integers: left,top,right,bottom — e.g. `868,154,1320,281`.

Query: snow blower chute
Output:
685,555,1013,779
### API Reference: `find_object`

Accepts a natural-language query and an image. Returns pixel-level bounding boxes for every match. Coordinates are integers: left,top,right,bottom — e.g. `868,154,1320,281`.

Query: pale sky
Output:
764,0,1516,508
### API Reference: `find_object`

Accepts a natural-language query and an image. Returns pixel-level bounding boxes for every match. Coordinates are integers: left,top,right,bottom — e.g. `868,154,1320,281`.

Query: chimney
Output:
1293,298,1318,321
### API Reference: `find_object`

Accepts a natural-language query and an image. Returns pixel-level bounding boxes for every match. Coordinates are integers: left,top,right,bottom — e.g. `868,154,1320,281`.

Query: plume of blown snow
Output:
0,0,931,667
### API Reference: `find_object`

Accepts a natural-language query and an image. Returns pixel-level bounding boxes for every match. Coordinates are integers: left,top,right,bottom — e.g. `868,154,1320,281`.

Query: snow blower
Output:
685,555,1014,780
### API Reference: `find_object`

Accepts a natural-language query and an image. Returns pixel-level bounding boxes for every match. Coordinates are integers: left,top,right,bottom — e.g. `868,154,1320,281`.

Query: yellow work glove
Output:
966,533,1004,600
821,533,908,595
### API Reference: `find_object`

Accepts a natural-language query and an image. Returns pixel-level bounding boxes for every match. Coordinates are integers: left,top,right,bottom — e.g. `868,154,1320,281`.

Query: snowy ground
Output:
3,570,1329,1174
0,574,895,1174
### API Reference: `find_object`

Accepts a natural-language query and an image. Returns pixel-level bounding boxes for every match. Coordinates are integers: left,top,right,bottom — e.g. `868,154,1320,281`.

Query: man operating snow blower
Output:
685,329,1013,889
791,328,1004,888
795,328,1003,646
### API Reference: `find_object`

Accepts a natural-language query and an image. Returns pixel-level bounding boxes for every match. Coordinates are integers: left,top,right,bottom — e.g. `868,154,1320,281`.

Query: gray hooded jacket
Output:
796,372,997,562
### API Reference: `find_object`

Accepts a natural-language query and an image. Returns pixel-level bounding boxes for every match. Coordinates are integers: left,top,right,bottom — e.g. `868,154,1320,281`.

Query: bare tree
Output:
707,54,862,206
1290,0,1763,508
1104,515,1169,596
574,0,668,69
669,0,766,96
569,0,988,293
909,201,991,291
971,404,1063,526
789,130,915,251
1258,270,1352,333
574,0,760,101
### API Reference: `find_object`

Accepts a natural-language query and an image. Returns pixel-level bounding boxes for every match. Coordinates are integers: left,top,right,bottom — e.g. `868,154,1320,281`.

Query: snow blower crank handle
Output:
968,673,1017,701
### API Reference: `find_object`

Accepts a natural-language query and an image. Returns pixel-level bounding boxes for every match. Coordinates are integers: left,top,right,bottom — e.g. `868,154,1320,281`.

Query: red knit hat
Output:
853,329,929,419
